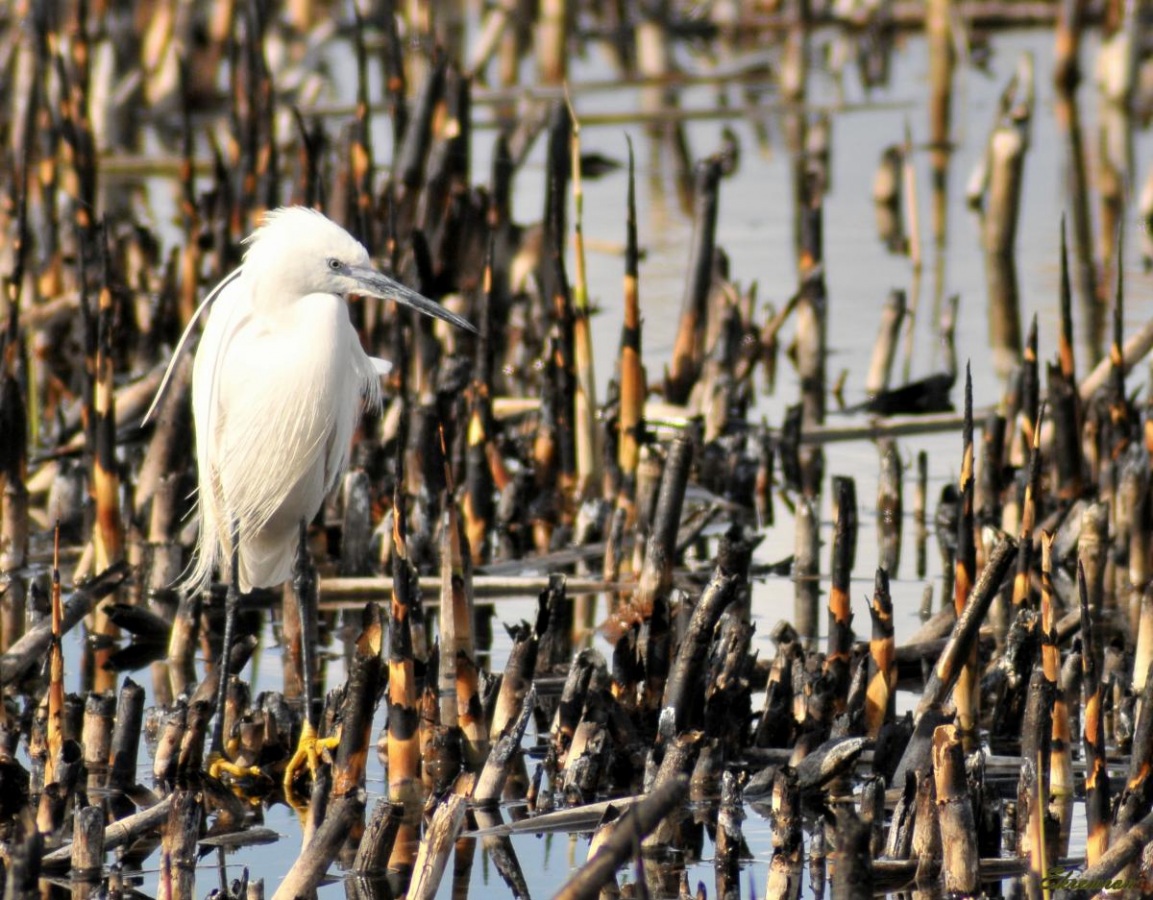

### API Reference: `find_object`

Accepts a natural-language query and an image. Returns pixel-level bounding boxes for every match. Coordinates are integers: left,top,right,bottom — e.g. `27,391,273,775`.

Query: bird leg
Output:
208,522,263,783
284,520,338,799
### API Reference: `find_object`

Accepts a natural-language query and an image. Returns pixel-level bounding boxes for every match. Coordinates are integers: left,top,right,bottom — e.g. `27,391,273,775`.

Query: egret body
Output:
151,206,473,787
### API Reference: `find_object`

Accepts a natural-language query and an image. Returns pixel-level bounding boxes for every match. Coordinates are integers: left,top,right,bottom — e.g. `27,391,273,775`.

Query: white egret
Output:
150,206,475,790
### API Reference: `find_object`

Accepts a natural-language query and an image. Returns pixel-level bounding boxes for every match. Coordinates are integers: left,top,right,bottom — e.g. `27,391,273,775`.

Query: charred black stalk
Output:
639,436,693,718
666,157,722,405
662,567,741,733
107,677,144,821
393,55,446,237
825,477,855,713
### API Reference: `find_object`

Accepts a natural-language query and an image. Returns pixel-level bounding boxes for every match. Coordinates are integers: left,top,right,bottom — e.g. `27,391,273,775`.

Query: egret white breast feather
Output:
151,206,475,594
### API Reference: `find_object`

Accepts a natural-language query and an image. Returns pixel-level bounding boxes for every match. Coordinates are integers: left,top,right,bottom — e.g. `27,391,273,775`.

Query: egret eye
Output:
327,258,342,272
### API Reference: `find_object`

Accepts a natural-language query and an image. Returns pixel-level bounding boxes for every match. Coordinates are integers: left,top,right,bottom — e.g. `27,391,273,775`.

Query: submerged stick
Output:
553,776,688,900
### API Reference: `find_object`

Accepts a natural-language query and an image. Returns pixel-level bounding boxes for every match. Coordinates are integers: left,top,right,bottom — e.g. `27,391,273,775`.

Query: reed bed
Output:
1,2,1153,900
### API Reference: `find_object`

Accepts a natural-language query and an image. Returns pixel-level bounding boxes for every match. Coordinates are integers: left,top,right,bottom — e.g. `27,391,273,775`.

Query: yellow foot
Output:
283,721,340,797
207,752,264,782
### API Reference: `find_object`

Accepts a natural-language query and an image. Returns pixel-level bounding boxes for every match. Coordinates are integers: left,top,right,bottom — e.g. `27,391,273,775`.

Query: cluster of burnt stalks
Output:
2,2,1153,900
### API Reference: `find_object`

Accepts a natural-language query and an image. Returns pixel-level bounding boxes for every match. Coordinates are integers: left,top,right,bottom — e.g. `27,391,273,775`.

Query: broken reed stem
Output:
474,686,535,804
1042,533,1074,802
333,605,385,797
271,794,365,900
662,568,741,732
565,93,601,500
406,775,475,900
70,804,104,878
157,787,202,900
388,510,421,810
666,159,722,405
638,436,694,716
439,492,473,728
865,568,896,738
825,477,854,711
45,538,63,787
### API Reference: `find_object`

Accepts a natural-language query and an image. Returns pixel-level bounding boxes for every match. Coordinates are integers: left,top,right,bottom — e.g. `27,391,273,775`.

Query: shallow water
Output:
48,20,1153,900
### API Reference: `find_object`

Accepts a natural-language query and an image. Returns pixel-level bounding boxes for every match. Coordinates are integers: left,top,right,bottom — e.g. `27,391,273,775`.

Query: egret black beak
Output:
348,266,477,334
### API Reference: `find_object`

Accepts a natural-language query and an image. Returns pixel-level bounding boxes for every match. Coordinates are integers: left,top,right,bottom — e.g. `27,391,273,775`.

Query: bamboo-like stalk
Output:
825,478,854,712
456,650,489,772
1041,534,1073,807
439,485,473,726
407,775,475,900
932,724,978,895
474,687,534,805
953,368,979,753
926,0,954,249
864,569,896,739
1012,407,1043,609
157,787,203,900
1113,659,1153,851
910,773,940,882
565,95,601,501
536,0,568,84
464,258,497,564
617,138,645,519
388,492,421,811
352,801,402,876
89,241,122,695
44,534,63,787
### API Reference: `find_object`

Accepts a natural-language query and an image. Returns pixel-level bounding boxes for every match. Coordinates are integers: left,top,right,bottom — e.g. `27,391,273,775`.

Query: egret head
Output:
243,207,476,333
